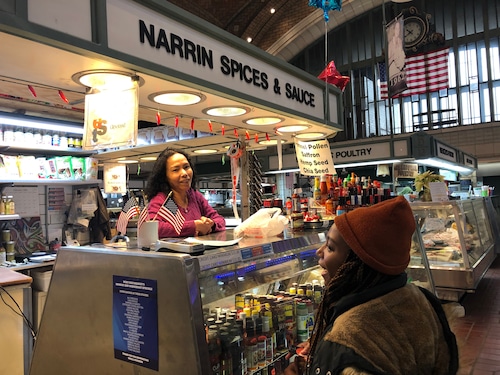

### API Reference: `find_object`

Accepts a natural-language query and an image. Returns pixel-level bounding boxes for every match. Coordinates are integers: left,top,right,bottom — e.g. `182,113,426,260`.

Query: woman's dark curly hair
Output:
144,147,197,200
307,250,398,366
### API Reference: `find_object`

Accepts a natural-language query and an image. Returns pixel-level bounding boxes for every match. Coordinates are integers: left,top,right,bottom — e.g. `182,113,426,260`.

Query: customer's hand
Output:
284,362,300,375
284,355,307,375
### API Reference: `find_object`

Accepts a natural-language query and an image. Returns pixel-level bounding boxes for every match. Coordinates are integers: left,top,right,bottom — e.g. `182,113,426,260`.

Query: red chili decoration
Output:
245,130,250,140
28,85,37,97
221,125,225,135
58,90,69,103
190,118,195,130
156,111,161,125
266,133,270,141
233,128,238,137
255,133,259,143
175,116,179,128
208,120,213,133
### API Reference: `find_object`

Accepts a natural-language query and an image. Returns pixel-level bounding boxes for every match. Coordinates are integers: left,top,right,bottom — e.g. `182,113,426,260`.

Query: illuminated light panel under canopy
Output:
117,159,139,164
151,91,204,106
294,132,326,139
204,106,249,117
73,70,141,91
276,125,309,133
245,117,283,126
415,158,473,174
193,149,218,154
139,156,158,161
258,139,286,145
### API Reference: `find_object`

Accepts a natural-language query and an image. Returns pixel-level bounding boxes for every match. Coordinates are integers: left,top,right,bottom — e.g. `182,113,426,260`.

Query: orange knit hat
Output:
334,196,415,275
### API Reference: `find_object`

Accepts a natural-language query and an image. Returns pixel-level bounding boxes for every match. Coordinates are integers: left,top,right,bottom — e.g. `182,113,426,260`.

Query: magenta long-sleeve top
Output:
147,189,226,238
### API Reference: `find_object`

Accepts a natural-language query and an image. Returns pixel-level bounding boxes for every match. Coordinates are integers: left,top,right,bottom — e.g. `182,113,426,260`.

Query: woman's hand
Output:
195,217,215,235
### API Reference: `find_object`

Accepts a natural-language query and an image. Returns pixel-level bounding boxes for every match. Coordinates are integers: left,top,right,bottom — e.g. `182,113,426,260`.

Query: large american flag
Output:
379,47,450,99
116,197,140,235
156,197,185,235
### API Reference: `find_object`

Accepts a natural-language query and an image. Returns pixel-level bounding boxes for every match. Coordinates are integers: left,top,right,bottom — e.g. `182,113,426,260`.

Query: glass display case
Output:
29,230,327,375
409,198,497,301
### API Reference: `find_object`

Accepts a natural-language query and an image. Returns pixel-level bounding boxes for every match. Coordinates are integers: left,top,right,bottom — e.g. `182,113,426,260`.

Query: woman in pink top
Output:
144,148,225,238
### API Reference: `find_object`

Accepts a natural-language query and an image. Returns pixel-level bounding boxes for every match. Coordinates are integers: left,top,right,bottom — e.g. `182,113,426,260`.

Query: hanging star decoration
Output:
308,0,342,22
318,60,350,92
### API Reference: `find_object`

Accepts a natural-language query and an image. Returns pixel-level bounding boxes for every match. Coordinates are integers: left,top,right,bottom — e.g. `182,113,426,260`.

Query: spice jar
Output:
5,241,15,261
0,245,5,264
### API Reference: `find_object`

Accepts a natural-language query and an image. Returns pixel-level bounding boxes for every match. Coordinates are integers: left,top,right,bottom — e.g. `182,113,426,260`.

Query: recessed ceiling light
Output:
270,8,276,14
204,106,249,117
150,91,204,106
258,139,286,145
245,117,283,126
246,37,253,43
72,70,142,90
193,149,218,154
276,125,310,133
295,132,326,139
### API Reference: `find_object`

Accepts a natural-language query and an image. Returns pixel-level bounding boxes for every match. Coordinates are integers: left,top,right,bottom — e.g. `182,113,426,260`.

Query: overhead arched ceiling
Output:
167,0,384,61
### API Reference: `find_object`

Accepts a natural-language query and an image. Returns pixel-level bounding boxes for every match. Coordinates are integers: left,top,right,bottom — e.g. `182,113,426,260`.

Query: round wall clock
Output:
404,16,427,49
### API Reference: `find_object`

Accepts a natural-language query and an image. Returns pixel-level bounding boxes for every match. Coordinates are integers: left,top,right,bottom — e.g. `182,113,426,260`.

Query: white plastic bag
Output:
234,208,289,238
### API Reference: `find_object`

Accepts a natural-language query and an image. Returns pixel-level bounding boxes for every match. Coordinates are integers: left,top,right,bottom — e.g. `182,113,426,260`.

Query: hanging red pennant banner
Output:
190,118,195,130
221,124,225,135
28,85,37,97
58,90,69,103
208,120,213,133
156,111,161,125
233,128,238,137
254,133,259,143
266,133,270,141
245,130,250,140
175,116,179,128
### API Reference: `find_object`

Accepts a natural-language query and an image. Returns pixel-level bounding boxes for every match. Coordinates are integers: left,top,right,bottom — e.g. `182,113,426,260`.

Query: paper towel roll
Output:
138,221,159,249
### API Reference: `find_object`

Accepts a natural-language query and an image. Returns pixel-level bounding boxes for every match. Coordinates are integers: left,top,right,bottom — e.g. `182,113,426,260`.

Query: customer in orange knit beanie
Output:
334,195,416,275
285,196,458,375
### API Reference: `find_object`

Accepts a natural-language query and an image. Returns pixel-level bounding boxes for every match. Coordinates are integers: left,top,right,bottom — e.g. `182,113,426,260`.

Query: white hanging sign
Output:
83,84,139,150
294,139,336,176
103,163,127,194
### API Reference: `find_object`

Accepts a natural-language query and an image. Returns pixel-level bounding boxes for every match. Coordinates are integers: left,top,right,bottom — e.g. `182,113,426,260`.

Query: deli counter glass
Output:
29,230,326,375
409,198,498,301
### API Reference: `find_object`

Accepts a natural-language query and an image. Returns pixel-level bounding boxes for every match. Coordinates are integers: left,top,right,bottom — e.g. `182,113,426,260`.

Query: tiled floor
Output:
449,254,500,374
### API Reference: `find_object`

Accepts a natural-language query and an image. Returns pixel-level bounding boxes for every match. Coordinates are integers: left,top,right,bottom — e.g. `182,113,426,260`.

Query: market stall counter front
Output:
29,229,325,375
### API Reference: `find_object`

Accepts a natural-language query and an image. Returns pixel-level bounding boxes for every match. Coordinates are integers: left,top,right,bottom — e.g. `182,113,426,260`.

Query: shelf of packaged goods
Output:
0,179,101,186
0,144,94,157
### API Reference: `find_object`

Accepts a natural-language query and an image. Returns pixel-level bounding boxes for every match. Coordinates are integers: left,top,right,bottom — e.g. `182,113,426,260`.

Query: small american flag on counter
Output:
116,197,140,235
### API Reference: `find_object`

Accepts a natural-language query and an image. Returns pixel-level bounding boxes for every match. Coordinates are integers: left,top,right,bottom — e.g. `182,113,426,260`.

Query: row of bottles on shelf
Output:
0,126,82,149
287,173,393,219
311,173,391,207
204,282,323,375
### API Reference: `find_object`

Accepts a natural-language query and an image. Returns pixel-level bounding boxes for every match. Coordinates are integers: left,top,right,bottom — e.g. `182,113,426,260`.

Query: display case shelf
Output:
409,198,497,301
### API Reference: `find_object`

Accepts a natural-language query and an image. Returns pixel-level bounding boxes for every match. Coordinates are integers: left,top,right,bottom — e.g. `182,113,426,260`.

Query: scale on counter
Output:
150,238,205,254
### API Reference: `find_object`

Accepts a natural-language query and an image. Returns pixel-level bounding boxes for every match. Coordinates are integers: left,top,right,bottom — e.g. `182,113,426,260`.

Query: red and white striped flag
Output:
116,197,140,235
378,61,389,100
137,205,149,229
156,198,185,235
379,47,450,99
